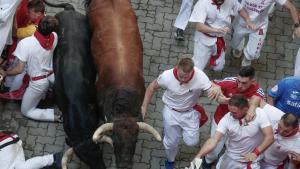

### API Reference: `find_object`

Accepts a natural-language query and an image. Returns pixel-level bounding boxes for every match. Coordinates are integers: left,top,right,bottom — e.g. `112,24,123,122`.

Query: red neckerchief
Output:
32,15,44,25
211,0,223,10
275,126,299,137
34,31,55,50
173,67,195,84
208,37,225,68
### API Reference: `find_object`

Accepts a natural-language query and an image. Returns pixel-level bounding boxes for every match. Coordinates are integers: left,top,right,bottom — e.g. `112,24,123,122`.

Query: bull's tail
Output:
42,0,74,10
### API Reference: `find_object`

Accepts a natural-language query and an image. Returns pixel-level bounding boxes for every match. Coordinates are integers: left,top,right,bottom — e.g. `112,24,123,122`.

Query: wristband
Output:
252,148,261,156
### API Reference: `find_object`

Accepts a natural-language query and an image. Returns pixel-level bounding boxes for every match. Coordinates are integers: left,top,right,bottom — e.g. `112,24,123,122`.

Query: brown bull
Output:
84,0,161,168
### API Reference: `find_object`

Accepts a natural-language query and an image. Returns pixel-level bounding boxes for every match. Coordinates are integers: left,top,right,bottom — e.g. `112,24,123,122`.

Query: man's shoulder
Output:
214,77,237,86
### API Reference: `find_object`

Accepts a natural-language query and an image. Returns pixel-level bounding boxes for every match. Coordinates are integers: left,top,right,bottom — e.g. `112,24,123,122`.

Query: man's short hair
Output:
38,16,58,36
238,66,255,79
281,113,299,128
228,94,249,108
177,57,194,73
28,0,45,13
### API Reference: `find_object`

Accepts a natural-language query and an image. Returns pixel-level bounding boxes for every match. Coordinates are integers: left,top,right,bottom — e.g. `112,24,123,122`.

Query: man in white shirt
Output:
0,131,62,169
189,0,255,71
141,57,222,169
231,0,300,66
0,0,21,59
260,102,300,169
174,0,194,41
186,94,274,169
0,16,61,122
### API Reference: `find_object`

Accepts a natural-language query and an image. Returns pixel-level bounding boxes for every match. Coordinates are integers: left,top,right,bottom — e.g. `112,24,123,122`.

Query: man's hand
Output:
0,68,6,83
217,94,230,104
216,27,230,34
243,152,257,162
185,158,203,169
289,151,300,162
208,85,222,101
244,106,256,123
246,21,256,31
141,106,147,120
294,27,300,38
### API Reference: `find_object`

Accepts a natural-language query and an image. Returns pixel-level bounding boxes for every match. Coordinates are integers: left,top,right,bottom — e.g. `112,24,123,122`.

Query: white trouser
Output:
0,140,54,169
192,39,225,71
163,105,200,162
174,0,194,30
21,74,55,121
295,48,300,78
4,71,26,92
216,153,260,169
231,18,268,61
205,118,227,164
260,160,282,169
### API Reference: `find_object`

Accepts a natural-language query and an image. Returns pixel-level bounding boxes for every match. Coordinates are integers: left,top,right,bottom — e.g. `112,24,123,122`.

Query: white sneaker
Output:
232,49,243,58
241,57,251,66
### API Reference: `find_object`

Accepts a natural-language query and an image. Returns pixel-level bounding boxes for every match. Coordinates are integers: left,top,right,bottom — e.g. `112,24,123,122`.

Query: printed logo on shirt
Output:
271,85,278,92
189,89,193,93
290,91,300,100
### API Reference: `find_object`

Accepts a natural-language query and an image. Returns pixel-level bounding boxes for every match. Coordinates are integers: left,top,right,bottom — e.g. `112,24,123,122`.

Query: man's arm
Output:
195,131,224,159
288,151,300,169
141,80,160,119
267,94,275,106
283,1,300,38
243,126,274,161
238,8,256,30
195,23,230,34
245,95,262,121
0,60,25,77
206,83,223,101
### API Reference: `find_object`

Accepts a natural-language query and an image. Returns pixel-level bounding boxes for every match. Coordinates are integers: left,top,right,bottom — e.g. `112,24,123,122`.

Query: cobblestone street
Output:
1,0,300,168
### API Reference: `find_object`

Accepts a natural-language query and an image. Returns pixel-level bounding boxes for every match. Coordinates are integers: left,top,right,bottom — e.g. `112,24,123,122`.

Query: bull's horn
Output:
92,123,113,142
99,135,113,147
61,148,74,169
137,122,162,141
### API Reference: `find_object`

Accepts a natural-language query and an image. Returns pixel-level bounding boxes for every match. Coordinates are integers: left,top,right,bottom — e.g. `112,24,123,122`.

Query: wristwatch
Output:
294,23,300,28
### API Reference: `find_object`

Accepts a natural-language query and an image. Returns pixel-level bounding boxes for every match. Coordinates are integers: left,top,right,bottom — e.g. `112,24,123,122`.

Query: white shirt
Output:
0,134,25,169
157,67,212,111
262,104,300,166
189,0,242,45
217,108,271,162
238,0,286,28
13,33,58,77
0,0,21,55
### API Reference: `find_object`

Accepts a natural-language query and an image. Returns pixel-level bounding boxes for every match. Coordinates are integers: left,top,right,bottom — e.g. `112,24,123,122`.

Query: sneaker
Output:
53,152,63,169
241,57,251,66
165,160,174,169
232,49,243,58
54,107,63,123
174,28,184,41
202,157,213,169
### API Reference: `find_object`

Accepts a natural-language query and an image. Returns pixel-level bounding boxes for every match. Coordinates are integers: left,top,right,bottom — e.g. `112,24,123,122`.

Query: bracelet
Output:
252,148,261,156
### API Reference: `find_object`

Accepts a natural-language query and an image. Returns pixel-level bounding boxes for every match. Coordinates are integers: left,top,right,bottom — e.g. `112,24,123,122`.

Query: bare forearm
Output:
142,80,159,111
195,23,219,34
195,138,218,158
239,8,251,23
257,130,274,153
286,3,299,25
267,95,274,106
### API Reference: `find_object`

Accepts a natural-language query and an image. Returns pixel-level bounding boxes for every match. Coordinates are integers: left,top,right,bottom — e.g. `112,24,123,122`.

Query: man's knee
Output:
163,136,180,149
183,135,199,146
244,48,260,60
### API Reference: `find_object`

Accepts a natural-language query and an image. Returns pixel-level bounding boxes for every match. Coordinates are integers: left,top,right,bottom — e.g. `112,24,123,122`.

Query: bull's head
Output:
93,118,161,168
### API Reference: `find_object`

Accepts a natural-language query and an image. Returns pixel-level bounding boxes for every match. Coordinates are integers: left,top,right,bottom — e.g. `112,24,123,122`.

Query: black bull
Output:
43,1,106,168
